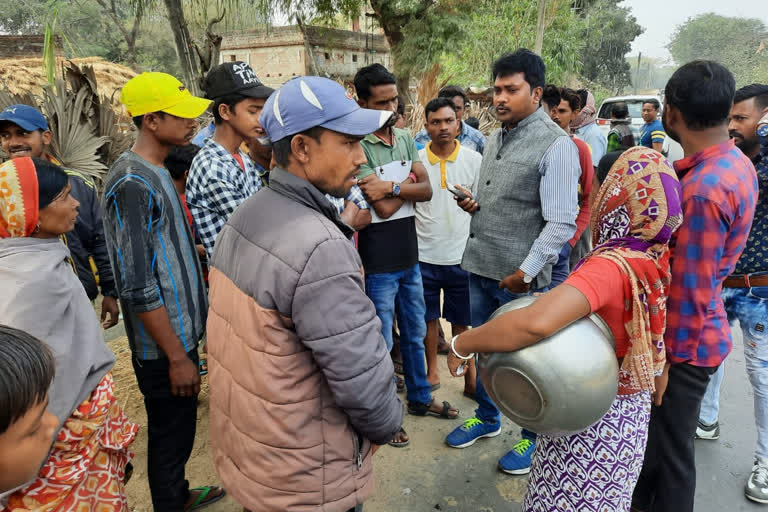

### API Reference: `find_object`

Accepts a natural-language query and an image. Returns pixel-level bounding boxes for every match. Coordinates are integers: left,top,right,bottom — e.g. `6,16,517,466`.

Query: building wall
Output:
220,25,390,88
0,35,63,59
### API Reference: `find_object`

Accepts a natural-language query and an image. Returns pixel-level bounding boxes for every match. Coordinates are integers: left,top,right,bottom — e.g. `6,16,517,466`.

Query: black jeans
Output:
132,350,199,512
631,362,718,512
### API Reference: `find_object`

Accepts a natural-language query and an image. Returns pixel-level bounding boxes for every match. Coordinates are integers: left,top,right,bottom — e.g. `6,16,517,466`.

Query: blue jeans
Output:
366,264,431,405
700,285,768,459
469,272,538,439
549,243,572,289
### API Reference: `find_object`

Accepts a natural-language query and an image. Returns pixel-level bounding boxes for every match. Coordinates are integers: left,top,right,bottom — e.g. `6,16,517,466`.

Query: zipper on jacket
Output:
353,432,363,470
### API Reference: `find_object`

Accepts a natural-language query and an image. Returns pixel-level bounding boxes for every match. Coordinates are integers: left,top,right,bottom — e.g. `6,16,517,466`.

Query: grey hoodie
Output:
0,237,115,428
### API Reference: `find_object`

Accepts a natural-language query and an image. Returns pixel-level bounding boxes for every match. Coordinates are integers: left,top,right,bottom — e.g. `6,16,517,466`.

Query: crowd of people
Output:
0,45,766,512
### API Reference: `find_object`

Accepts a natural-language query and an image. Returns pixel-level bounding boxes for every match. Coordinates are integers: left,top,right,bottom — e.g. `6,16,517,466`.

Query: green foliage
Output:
42,13,58,84
390,1,471,81
667,13,768,87
579,0,644,92
439,0,586,87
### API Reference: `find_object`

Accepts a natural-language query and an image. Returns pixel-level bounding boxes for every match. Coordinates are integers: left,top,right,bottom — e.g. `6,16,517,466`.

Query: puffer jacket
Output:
207,167,403,512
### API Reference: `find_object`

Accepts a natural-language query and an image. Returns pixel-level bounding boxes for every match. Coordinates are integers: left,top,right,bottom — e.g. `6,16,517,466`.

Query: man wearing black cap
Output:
186,61,274,258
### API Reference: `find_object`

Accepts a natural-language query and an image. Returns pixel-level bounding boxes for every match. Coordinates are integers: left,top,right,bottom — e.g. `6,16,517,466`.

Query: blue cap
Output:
260,76,393,143
0,104,48,132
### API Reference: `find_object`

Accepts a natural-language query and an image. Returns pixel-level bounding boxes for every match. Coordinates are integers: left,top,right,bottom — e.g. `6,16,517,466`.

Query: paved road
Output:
695,325,765,512
364,324,765,511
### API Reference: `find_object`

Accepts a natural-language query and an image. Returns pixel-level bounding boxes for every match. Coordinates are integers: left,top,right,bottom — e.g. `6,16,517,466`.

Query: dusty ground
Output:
108,320,763,512
109,318,527,512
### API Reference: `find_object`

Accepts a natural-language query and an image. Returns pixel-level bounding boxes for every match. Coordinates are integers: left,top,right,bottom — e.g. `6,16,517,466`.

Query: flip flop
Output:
388,427,410,448
430,383,441,391
186,486,226,511
463,390,477,401
408,399,459,419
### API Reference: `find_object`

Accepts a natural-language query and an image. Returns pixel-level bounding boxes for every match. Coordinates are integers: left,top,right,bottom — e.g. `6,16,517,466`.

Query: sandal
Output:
396,375,405,392
463,390,477,401
408,398,459,419
430,382,441,392
185,486,226,511
199,358,209,376
388,427,410,448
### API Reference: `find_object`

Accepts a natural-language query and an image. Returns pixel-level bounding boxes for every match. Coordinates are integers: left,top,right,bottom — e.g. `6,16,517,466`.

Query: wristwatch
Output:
521,270,533,284
392,182,401,197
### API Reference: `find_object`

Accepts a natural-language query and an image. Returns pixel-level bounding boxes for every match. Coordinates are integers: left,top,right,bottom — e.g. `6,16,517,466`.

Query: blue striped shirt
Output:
512,135,580,277
102,151,208,360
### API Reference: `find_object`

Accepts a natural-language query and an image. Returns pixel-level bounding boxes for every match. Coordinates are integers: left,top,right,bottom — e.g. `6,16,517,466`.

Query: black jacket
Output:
65,170,116,300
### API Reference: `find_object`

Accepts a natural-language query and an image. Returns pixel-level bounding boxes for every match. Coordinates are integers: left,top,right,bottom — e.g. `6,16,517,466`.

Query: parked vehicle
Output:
597,94,683,162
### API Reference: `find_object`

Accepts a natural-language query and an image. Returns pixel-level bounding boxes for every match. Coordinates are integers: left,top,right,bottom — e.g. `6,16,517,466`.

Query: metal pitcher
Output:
477,295,619,436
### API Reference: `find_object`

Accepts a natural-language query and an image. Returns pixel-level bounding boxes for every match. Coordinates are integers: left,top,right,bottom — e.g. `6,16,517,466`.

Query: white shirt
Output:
416,141,482,265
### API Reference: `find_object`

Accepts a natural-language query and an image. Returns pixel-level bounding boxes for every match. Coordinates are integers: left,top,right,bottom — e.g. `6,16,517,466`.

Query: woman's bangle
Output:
451,335,475,360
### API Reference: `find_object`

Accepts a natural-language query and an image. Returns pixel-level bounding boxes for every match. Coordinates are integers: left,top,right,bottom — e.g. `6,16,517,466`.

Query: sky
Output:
622,0,768,61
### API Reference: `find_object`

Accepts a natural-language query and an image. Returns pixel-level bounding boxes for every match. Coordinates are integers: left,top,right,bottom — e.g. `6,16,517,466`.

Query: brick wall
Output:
220,25,391,86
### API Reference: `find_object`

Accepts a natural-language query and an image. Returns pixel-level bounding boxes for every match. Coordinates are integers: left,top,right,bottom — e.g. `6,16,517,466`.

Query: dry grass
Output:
0,57,136,105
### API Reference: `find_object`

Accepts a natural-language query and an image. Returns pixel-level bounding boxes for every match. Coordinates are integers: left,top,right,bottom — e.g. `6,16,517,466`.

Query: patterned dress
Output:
522,147,683,511
3,374,138,512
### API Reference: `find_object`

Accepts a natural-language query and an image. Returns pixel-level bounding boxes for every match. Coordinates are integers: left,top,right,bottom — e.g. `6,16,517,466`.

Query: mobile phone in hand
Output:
446,182,480,211
446,181,470,200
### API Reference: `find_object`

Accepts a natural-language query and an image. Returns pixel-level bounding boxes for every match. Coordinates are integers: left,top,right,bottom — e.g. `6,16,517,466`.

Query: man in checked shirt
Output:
632,61,759,512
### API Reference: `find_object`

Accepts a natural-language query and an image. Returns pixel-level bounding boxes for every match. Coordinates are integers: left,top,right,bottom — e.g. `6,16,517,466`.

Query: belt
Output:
723,274,768,288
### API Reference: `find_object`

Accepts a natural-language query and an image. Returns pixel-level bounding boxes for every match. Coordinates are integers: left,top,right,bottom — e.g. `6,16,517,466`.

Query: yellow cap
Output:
120,72,212,118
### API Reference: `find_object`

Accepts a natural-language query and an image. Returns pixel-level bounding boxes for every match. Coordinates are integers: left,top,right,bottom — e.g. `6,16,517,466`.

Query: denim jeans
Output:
469,273,540,430
549,243,572,289
699,285,768,460
366,264,431,405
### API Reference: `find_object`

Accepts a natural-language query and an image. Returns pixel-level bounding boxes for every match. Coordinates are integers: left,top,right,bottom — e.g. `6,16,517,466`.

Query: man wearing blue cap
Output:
0,104,120,329
206,76,404,512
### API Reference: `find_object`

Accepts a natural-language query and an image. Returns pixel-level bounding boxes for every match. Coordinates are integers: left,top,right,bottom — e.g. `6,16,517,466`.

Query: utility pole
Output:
535,0,548,55
634,52,642,95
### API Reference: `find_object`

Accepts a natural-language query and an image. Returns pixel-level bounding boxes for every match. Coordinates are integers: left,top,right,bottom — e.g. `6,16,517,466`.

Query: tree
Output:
367,0,470,100
91,0,145,68
668,13,768,87
439,0,586,87
579,0,644,92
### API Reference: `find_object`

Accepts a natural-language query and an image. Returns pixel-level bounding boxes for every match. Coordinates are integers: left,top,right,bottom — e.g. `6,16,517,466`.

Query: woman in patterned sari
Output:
448,147,683,511
0,157,137,511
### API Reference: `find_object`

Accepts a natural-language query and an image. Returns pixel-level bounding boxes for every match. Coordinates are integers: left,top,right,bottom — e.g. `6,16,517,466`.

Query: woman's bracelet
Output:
451,335,475,360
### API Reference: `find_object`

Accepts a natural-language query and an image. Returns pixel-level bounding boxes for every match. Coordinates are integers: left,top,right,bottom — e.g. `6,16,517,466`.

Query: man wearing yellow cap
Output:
101,72,225,511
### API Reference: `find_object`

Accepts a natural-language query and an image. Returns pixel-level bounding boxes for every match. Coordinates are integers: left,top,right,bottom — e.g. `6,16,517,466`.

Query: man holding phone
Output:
415,97,482,398
445,50,579,477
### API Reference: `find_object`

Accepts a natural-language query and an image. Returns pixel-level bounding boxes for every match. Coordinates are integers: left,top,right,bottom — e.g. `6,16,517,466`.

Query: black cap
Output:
203,61,274,100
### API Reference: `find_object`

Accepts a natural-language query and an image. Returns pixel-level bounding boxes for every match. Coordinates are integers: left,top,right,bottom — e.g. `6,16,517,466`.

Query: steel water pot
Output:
477,295,619,436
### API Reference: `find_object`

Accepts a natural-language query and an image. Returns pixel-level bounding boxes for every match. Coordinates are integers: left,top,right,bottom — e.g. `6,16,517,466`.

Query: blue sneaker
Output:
445,417,502,448
498,437,535,475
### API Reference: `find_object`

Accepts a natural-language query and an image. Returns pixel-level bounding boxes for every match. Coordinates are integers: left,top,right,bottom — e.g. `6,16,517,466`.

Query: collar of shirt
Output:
364,129,395,147
202,137,256,173
426,140,461,165
674,139,735,178
426,140,461,190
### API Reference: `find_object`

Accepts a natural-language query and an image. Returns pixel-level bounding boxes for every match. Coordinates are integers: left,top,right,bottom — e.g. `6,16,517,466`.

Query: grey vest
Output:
462,107,567,289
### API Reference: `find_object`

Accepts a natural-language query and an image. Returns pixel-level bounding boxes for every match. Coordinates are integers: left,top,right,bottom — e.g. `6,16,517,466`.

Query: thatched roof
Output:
0,57,136,101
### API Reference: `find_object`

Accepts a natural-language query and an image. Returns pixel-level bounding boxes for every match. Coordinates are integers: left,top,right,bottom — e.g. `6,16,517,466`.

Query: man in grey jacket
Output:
445,49,580,475
206,76,403,512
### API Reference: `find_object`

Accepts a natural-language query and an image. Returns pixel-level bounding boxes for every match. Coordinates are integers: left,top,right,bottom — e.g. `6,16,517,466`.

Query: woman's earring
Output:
33,222,41,234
